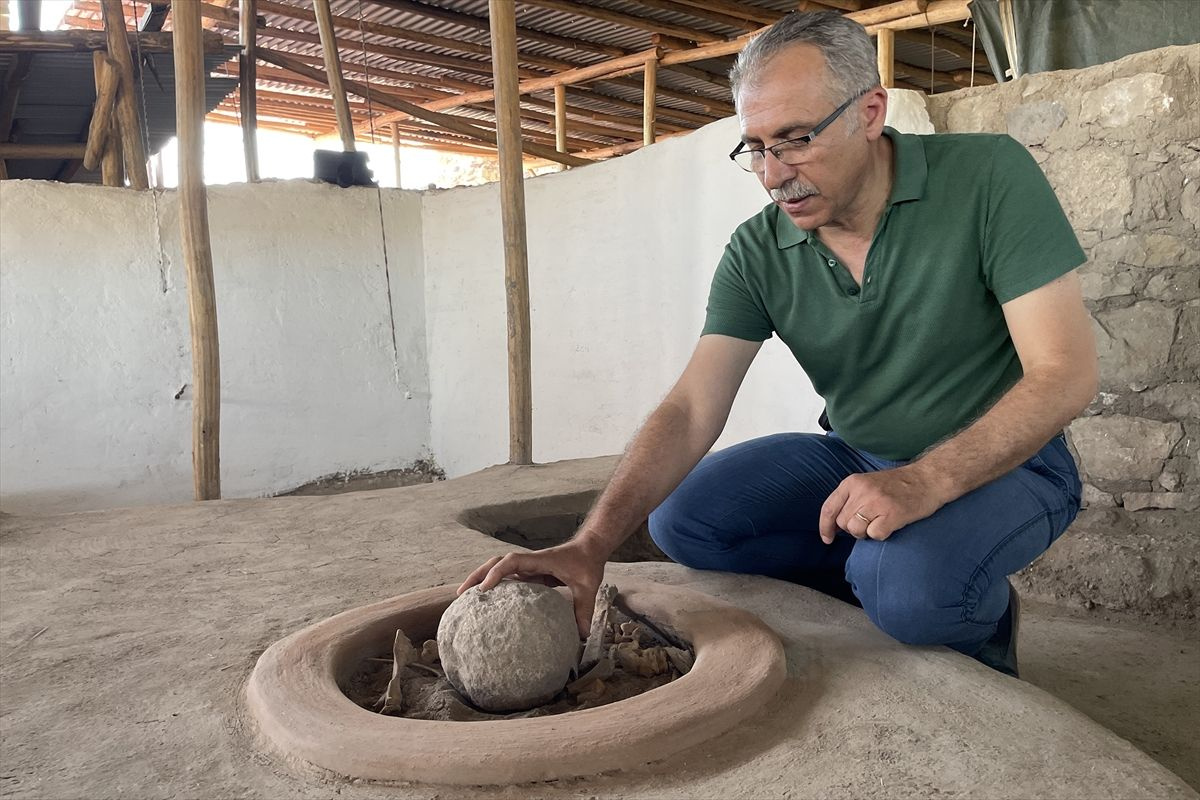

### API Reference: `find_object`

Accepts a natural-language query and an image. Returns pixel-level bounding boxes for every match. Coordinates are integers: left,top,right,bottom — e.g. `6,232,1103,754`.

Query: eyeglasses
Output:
728,92,863,173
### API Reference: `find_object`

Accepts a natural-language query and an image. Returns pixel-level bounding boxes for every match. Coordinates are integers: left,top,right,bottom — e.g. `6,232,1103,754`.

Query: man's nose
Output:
759,151,799,189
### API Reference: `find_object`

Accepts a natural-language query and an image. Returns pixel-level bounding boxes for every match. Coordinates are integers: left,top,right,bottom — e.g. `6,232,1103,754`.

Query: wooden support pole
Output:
83,55,120,171
312,0,356,152
93,52,124,185
239,0,260,181
553,84,567,153
642,58,657,146
392,123,402,187
172,0,222,501
876,28,895,89
100,0,149,190
488,0,533,466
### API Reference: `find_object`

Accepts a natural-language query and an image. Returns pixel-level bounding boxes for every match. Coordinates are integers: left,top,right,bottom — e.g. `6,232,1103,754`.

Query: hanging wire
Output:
130,0,171,294
354,0,403,387
970,20,977,88
929,25,935,95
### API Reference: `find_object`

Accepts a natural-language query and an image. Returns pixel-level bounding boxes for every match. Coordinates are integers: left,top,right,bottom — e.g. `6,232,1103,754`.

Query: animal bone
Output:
375,628,419,714
578,583,617,675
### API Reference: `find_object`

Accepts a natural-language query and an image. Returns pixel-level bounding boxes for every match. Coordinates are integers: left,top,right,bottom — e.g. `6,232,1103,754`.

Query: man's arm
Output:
459,334,763,633
819,270,1098,542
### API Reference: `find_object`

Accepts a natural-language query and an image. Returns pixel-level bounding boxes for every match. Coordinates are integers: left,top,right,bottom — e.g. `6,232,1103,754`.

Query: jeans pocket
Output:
1024,451,1083,535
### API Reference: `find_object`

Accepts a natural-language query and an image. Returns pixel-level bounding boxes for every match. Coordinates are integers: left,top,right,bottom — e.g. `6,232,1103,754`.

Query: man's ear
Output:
861,86,889,139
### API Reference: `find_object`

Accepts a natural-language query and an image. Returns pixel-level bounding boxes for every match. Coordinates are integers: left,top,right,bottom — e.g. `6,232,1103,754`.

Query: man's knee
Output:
648,484,729,571
845,543,964,646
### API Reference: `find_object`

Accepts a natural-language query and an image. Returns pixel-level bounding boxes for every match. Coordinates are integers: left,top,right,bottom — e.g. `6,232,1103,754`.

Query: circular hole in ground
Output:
340,599,696,721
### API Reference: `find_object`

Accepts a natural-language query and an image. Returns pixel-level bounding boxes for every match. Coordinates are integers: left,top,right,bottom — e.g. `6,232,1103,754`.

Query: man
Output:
459,11,1097,676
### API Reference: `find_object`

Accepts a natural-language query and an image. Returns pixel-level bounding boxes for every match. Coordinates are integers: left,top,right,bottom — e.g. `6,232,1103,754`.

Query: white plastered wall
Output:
0,181,430,513
0,90,932,512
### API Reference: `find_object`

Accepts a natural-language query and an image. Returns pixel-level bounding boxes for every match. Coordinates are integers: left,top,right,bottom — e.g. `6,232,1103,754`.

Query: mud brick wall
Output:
927,45,1200,517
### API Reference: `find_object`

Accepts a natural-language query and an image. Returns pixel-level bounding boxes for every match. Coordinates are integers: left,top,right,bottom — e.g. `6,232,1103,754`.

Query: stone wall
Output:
927,45,1200,616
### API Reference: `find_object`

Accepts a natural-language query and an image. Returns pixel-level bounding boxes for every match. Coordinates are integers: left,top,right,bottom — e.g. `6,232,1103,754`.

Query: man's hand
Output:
818,463,955,544
456,538,607,638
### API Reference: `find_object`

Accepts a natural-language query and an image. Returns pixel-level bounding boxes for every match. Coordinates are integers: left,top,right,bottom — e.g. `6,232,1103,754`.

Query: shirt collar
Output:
773,126,928,250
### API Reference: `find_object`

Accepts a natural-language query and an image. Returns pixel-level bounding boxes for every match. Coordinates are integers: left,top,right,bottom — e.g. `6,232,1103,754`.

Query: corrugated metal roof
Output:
1,48,238,182
6,0,996,168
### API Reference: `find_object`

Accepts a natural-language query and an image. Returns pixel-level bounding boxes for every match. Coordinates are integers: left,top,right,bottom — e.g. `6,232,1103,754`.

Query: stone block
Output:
1005,101,1067,146
1080,73,1174,129
1174,304,1200,379
1081,483,1116,508
1079,263,1136,301
1121,492,1200,511
1043,147,1133,232
1093,302,1178,388
884,89,934,134
1145,268,1200,302
1128,171,1174,226
945,92,1006,133
1181,179,1200,230
1139,382,1200,419
1069,415,1182,481
1090,233,1190,268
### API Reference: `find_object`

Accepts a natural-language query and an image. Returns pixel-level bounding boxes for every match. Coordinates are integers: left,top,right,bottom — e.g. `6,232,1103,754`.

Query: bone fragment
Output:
566,649,614,693
578,583,617,674
375,628,419,714
664,646,694,675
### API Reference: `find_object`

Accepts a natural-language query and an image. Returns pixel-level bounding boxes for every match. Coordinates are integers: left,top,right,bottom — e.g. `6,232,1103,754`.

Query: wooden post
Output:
83,55,120,171
391,122,402,187
876,28,895,88
643,57,657,146
488,0,533,465
313,0,356,151
553,84,567,153
100,0,149,189
239,0,260,181
172,0,222,501
96,49,124,187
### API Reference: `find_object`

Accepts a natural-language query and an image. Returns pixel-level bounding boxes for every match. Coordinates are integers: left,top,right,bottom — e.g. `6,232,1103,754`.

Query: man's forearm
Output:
572,398,718,559
911,369,1096,504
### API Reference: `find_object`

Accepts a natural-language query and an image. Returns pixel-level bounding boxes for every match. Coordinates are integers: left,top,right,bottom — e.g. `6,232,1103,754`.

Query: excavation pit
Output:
245,577,787,785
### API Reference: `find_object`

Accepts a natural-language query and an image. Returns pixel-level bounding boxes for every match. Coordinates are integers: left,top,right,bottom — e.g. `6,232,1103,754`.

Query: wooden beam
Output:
660,29,760,66
643,59,657,146
877,28,895,89
0,143,87,159
93,52,124,186
173,0,222,501
863,0,973,34
632,0,759,31
894,61,995,88
0,30,226,54
312,0,356,152
15,0,40,30
256,48,592,167
665,0,781,25
848,0,929,26
553,84,567,153
369,0,626,58
239,0,260,181
83,56,120,171
895,29,989,69
101,0,149,190
576,129,687,159
365,48,661,131
519,0,723,43
489,0,534,465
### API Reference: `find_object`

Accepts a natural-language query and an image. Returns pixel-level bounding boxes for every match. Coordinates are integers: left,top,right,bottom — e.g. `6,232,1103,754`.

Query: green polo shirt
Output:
703,128,1085,460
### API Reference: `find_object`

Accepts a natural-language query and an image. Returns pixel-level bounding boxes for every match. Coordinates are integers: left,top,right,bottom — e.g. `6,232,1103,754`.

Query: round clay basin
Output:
245,578,787,785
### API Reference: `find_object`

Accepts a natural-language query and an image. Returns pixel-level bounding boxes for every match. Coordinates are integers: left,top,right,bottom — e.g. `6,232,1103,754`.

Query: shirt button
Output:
848,286,860,296
827,259,837,267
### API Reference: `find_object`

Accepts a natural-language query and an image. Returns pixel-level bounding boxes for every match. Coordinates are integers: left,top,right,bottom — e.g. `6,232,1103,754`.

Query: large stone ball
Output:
437,582,579,713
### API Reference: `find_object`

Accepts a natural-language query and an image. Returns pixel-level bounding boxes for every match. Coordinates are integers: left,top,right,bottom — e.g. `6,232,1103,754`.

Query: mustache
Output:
770,180,819,202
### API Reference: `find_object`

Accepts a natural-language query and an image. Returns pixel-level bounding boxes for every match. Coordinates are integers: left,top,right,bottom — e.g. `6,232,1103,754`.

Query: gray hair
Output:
730,11,879,108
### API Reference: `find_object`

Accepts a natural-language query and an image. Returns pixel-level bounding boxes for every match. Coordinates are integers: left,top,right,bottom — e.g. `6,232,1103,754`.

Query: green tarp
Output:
969,0,1200,81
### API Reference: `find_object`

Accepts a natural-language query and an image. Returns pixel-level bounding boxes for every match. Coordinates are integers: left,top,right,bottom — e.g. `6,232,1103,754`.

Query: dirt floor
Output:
1020,602,1200,791
1,456,1197,799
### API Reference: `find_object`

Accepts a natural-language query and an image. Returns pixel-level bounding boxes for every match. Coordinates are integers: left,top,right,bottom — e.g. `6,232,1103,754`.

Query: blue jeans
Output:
648,432,1082,655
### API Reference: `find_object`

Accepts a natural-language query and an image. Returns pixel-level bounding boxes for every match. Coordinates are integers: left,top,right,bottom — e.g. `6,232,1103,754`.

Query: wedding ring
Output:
854,511,874,524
